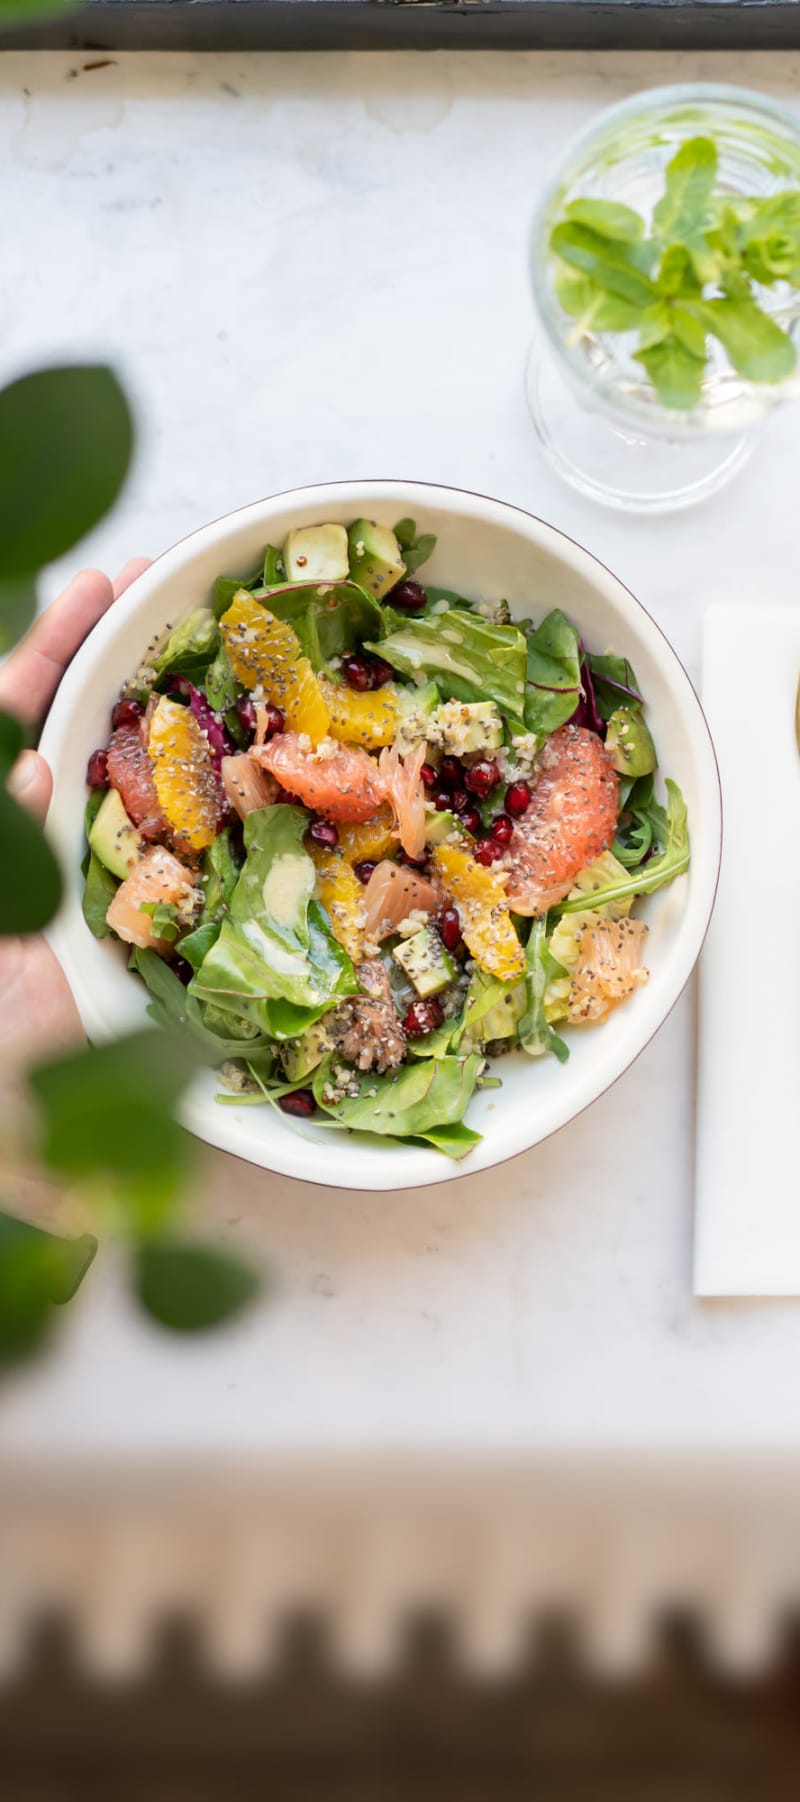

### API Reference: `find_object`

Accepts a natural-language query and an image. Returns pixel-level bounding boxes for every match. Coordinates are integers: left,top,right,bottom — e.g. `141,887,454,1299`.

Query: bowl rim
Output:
39,479,722,1192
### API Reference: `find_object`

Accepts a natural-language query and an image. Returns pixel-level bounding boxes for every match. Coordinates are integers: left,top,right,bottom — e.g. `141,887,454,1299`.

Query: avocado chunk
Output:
89,789,144,880
281,1018,335,1083
478,982,526,1043
348,519,406,600
429,699,504,756
605,706,657,778
284,524,349,585
393,925,457,999
395,679,440,754
424,809,465,848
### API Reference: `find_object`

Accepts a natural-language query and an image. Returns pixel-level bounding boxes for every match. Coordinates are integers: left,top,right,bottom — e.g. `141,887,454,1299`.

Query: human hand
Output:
0,560,151,1075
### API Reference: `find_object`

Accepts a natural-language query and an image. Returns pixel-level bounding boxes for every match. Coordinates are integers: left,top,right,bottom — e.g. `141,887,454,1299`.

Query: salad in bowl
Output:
79,510,691,1164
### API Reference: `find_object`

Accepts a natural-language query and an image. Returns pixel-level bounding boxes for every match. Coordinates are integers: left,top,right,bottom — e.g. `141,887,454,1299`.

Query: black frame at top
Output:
5,0,800,53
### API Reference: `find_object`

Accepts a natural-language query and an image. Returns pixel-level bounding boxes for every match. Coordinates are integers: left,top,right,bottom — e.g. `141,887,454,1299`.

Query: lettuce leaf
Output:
518,918,569,1062
312,1052,483,1139
367,610,528,726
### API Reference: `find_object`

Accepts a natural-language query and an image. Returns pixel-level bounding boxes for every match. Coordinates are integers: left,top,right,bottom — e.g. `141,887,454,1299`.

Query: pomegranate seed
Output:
274,786,299,805
86,748,109,788
399,850,429,870
403,997,444,1036
342,654,374,693
490,814,513,845
420,763,438,791
439,755,462,788
474,837,505,867
433,790,452,812
369,656,394,688
171,956,194,987
440,907,462,952
236,697,257,737
279,1089,316,1119
459,805,482,835
354,859,377,884
505,779,531,817
390,580,427,615
111,697,143,730
264,704,285,738
308,820,338,849
465,758,501,799
450,787,469,814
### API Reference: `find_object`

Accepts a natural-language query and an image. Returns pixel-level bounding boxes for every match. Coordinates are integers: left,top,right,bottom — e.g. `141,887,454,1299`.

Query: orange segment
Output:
337,803,398,866
319,677,400,750
311,847,364,964
147,696,219,852
220,590,330,745
431,844,525,982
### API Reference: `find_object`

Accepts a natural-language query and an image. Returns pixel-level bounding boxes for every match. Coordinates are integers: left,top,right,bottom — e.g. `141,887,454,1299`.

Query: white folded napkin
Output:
695,605,800,1295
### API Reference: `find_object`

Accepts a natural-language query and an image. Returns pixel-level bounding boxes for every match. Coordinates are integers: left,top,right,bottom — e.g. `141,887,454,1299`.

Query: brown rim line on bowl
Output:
38,482,722,1192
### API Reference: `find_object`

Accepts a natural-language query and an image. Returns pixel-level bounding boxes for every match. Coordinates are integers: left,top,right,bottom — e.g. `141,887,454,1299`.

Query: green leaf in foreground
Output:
0,1212,97,1366
134,1239,261,1332
0,367,133,580
559,779,689,915
28,1029,201,1229
0,573,37,654
0,759,63,936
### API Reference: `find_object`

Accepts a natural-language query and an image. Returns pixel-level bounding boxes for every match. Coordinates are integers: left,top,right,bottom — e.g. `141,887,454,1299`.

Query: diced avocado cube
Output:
284,524,349,585
281,1019,335,1082
348,519,406,600
392,925,457,999
424,809,465,848
88,788,144,880
429,700,504,756
395,680,440,754
605,706,657,777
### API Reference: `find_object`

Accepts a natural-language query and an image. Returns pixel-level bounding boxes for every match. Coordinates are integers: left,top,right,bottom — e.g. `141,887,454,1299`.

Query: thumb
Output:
7,749,54,826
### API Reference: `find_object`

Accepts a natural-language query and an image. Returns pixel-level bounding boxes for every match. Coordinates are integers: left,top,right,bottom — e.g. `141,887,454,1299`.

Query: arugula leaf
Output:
406,1122,482,1160
129,947,275,1070
139,901,181,944
176,828,240,969
205,639,239,713
263,544,286,585
393,517,437,576
653,137,718,244
367,610,528,726
82,851,117,939
559,780,689,914
312,1053,483,1139
613,772,668,869
523,608,581,735
564,198,645,242
518,918,569,1063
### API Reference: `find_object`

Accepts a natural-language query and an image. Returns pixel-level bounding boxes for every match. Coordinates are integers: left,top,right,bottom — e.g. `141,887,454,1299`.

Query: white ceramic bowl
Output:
40,481,721,1191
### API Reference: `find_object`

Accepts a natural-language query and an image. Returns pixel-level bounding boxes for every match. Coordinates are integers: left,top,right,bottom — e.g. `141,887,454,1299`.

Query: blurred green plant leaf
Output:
0,574,37,654
134,1239,261,1332
0,1212,97,1366
27,1029,201,1229
0,367,133,580
0,712,63,932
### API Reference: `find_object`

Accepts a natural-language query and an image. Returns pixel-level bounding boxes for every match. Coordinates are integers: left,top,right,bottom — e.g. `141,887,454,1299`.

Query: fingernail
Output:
8,749,39,797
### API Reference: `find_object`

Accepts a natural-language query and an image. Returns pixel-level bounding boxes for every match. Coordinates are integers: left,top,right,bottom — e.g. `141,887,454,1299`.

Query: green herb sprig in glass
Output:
550,135,800,409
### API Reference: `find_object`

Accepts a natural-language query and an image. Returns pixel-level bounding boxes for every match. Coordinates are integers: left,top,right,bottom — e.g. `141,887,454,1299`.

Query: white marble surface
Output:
2,48,800,1461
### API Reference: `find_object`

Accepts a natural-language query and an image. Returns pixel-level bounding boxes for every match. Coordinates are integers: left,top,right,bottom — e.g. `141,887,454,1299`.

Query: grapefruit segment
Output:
361,860,441,942
106,846,198,954
106,722,166,841
431,844,524,982
147,695,220,852
505,724,619,916
220,590,330,744
567,917,649,1024
250,732,386,824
